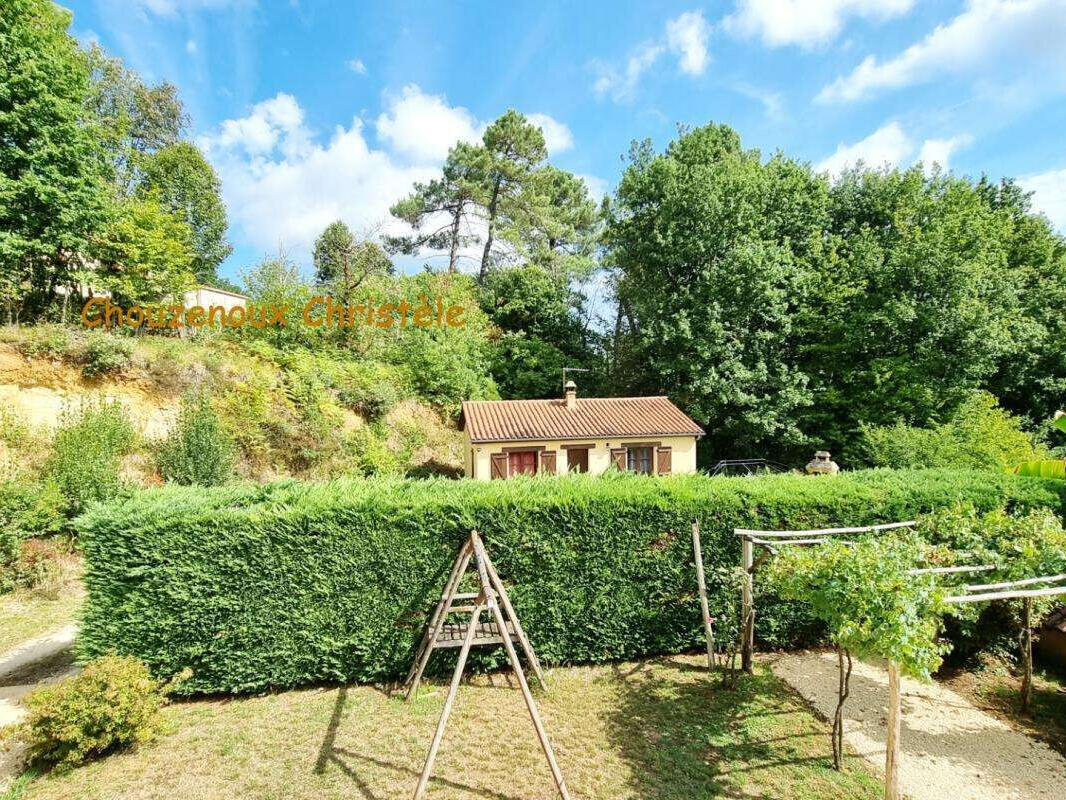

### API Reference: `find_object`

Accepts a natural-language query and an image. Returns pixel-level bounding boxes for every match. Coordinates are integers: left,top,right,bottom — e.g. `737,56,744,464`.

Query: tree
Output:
512,166,600,278
0,0,110,320
386,142,486,273
802,167,1025,454
95,193,197,304
84,44,186,194
479,264,601,398
138,142,230,284
240,252,314,348
312,220,392,302
477,110,548,281
605,124,828,458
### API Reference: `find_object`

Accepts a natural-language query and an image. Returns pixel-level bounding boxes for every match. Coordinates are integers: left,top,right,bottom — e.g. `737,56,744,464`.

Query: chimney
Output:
564,379,577,410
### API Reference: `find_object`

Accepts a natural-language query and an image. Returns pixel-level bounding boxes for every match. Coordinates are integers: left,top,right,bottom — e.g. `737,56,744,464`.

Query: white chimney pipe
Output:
564,379,577,410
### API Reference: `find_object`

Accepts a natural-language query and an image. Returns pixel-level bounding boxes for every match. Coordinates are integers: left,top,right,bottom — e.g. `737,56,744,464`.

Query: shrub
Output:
47,400,135,516
338,380,399,421
344,425,401,475
80,334,133,378
858,392,1042,470
157,392,234,486
18,656,175,770
0,407,32,448
76,468,1066,695
16,325,71,359
0,480,66,538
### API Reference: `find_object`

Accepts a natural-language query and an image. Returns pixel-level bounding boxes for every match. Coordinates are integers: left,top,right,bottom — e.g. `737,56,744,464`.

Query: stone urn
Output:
805,450,839,475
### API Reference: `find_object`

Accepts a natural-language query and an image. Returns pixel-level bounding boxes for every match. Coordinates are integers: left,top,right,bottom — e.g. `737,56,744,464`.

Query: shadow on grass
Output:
601,658,824,800
312,685,526,800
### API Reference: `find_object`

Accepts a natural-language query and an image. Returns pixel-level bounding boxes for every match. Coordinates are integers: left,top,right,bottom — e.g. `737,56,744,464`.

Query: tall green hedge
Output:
77,469,1065,695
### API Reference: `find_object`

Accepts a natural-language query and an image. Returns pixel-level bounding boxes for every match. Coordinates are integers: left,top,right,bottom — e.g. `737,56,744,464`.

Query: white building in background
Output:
183,285,246,313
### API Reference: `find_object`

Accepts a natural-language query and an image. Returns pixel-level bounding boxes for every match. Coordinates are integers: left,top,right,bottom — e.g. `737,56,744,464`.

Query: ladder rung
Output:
432,621,516,649
452,592,479,600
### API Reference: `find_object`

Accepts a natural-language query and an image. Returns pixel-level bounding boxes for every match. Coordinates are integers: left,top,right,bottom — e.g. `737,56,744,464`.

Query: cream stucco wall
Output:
466,434,698,480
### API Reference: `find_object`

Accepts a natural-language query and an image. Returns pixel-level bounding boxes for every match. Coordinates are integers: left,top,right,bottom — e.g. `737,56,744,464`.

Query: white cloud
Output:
724,0,915,48
1020,167,1066,232
199,93,439,260
347,58,367,75
375,85,482,164
817,0,1066,103
185,39,197,54
665,10,711,75
816,122,972,178
206,93,308,157
917,134,973,173
526,113,574,154
74,29,100,47
593,10,711,101
817,121,913,177
198,88,581,269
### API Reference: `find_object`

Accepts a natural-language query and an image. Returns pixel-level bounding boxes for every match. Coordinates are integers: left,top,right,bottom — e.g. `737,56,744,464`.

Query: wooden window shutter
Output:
540,450,557,475
656,446,672,475
490,453,507,479
611,448,626,471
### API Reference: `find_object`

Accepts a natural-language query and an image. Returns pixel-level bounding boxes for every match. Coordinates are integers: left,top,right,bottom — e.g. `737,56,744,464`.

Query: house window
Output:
627,446,654,474
567,448,589,473
508,450,538,476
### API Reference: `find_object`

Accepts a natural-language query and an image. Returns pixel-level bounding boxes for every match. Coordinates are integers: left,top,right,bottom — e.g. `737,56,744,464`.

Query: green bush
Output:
47,400,135,516
0,480,66,538
858,392,1042,470
338,380,399,421
15,325,71,359
18,656,176,770
157,392,234,487
80,334,133,378
77,468,1066,695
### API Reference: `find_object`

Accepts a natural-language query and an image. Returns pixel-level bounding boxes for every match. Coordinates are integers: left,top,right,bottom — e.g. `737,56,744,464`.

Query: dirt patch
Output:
773,650,1066,800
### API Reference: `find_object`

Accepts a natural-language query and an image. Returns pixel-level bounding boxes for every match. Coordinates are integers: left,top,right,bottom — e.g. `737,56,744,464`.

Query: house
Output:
459,381,704,479
182,285,247,313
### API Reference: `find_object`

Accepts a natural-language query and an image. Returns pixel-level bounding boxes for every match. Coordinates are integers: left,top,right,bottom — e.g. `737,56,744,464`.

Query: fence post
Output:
741,535,754,674
692,521,714,670
885,660,901,800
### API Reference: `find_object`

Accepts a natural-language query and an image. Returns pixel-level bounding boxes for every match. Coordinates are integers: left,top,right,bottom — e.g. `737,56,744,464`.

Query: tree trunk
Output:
478,179,501,283
1020,598,1033,713
447,207,461,273
832,647,852,770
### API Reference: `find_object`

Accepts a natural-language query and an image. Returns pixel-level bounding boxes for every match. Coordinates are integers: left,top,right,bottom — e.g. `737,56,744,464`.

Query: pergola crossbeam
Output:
963,573,1066,592
944,584,1066,604
906,565,995,576
735,521,915,539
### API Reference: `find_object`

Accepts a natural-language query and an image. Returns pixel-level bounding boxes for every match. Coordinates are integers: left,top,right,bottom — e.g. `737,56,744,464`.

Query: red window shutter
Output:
541,450,557,475
611,448,626,471
656,446,672,475
490,453,507,479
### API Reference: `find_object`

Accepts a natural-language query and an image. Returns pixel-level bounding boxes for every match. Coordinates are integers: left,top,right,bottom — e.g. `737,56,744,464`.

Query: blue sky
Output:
64,0,1066,284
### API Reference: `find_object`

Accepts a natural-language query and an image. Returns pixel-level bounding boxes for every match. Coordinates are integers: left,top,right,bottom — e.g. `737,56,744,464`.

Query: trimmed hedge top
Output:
78,469,1065,694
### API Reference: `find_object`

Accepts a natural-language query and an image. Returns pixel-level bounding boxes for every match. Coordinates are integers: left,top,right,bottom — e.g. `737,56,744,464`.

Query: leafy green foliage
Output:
769,535,949,680
0,0,110,322
157,391,234,487
80,334,133,377
14,325,72,360
17,656,176,769
76,468,1063,694
858,392,1042,470
606,125,826,457
46,399,135,516
0,480,66,540
138,142,230,283
96,194,197,304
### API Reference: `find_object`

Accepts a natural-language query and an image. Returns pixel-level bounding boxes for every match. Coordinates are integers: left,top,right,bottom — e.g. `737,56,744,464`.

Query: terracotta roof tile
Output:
460,396,704,443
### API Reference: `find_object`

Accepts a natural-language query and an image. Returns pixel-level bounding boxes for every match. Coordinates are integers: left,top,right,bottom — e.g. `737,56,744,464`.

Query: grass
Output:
943,656,1066,758
0,582,83,657
12,656,882,800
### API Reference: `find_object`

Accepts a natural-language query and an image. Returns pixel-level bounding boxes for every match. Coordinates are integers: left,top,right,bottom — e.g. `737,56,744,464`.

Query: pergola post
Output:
741,535,754,674
884,660,902,800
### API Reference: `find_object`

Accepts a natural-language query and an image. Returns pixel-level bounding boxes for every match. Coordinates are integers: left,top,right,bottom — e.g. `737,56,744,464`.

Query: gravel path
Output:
772,650,1066,800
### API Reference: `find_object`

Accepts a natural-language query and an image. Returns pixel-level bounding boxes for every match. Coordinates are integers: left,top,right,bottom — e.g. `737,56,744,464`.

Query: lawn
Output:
0,583,83,657
13,656,883,800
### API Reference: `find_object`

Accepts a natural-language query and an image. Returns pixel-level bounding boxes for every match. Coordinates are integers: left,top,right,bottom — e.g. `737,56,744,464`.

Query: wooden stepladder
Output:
405,531,570,800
